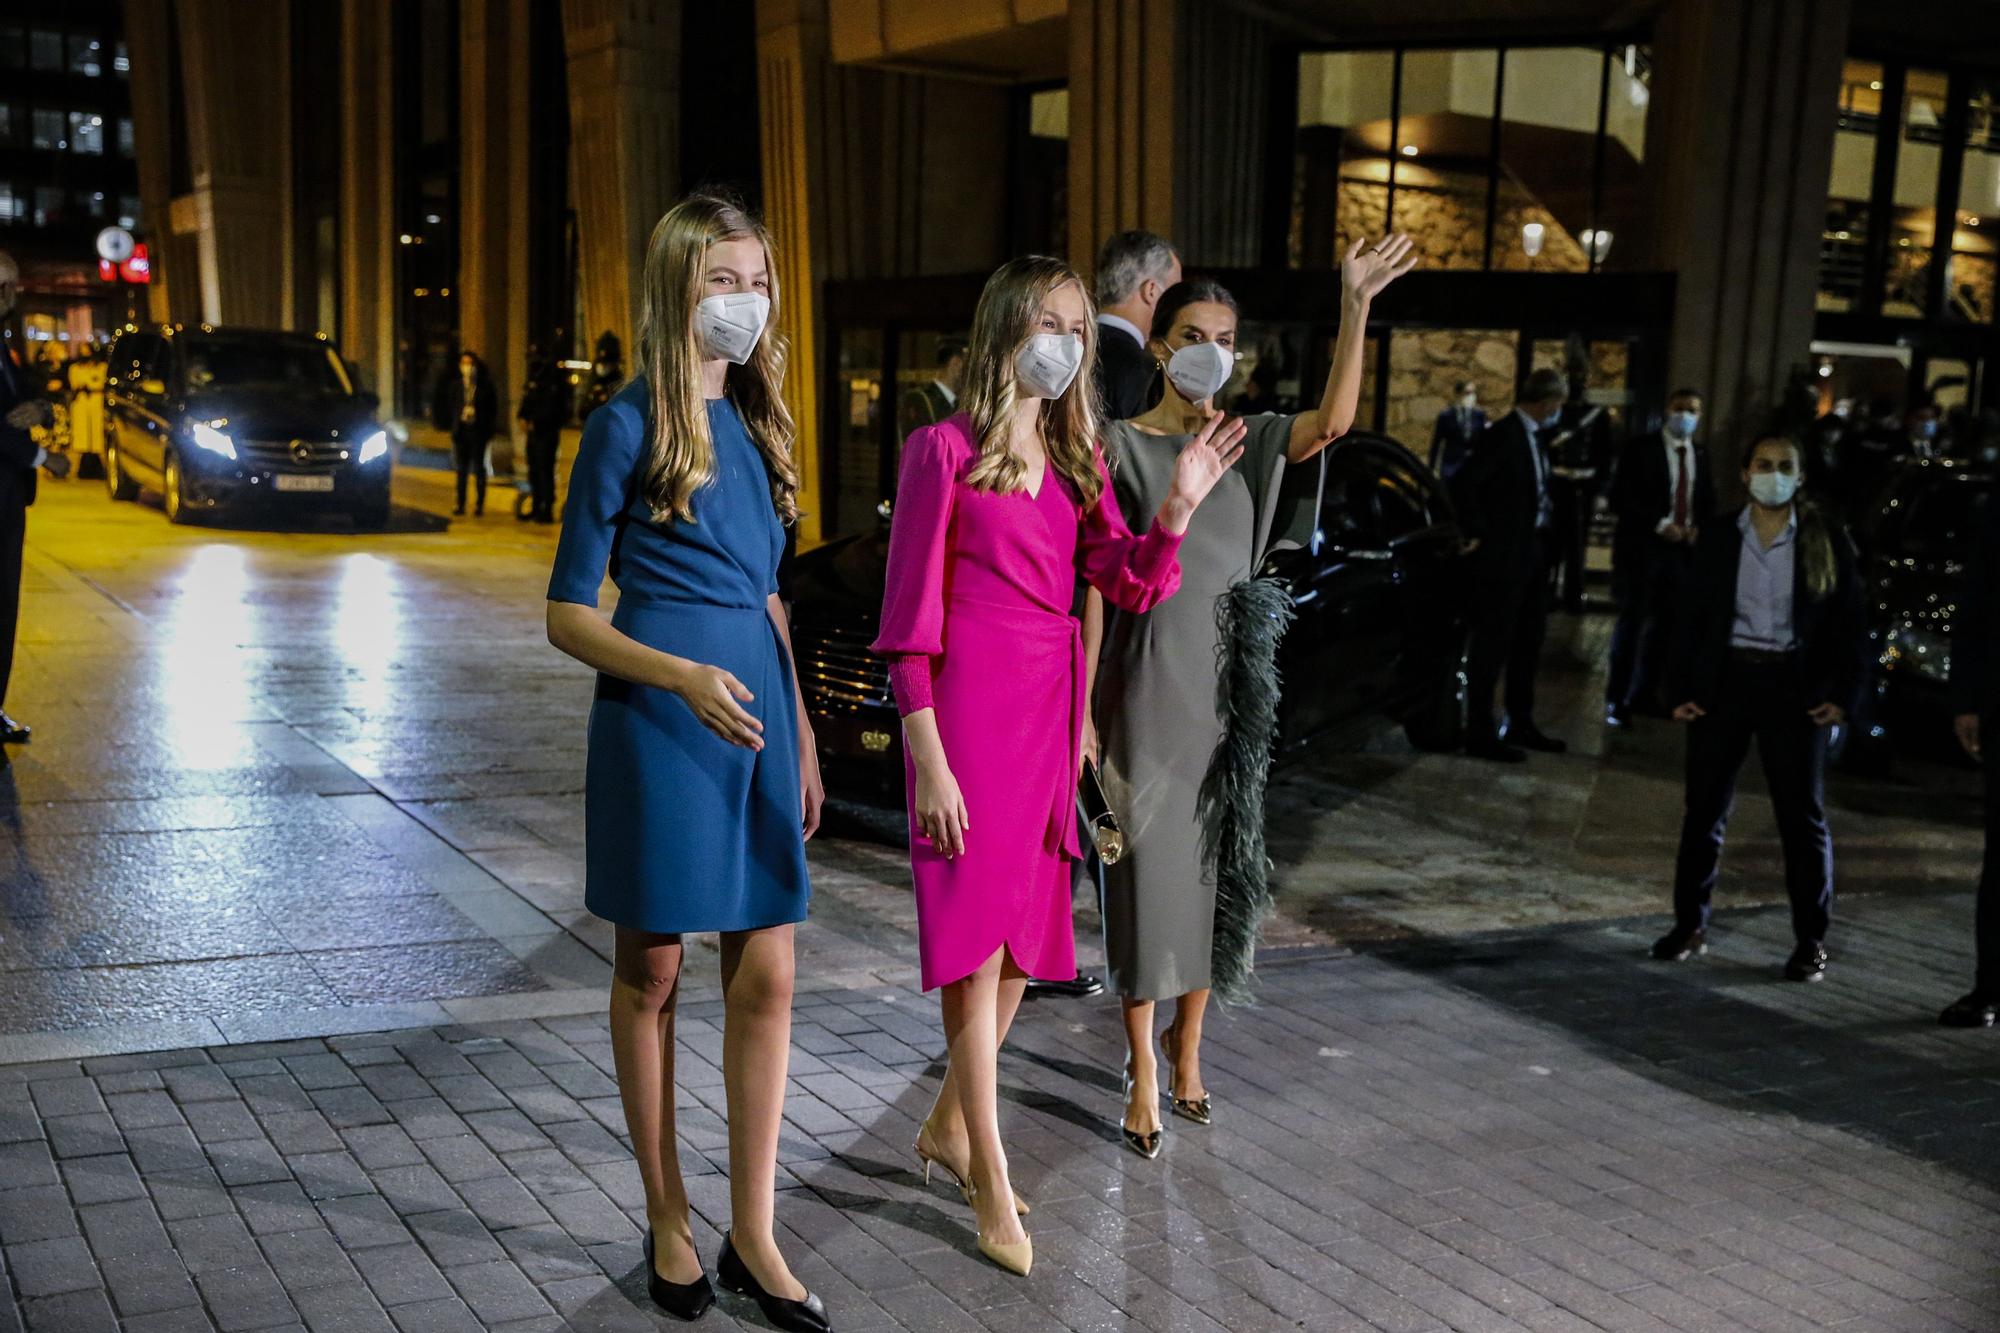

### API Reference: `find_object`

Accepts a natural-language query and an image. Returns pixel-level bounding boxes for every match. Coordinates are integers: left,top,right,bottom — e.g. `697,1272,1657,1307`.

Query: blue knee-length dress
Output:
547,378,810,934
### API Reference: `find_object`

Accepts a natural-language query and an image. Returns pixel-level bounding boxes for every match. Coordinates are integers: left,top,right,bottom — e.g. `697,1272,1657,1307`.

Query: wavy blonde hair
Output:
637,193,799,525
959,255,1104,508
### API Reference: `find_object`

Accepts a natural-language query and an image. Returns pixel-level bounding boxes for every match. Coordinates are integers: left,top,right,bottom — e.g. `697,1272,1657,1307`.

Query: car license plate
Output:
273,474,334,493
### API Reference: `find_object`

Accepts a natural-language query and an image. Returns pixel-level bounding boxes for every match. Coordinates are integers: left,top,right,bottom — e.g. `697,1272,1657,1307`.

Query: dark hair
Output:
1453,379,1476,395
1521,367,1567,405
1740,433,1837,599
938,336,969,362
1149,278,1239,342
1094,230,1179,306
1667,386,1703,405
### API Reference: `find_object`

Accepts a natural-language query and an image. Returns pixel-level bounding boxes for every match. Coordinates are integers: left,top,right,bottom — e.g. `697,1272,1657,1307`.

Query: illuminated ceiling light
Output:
1869,80,1882,90
1399,144,1418,157
1520,222,1546,257
398,233,413,244
1580,228,1614,262
1818,363,1833,377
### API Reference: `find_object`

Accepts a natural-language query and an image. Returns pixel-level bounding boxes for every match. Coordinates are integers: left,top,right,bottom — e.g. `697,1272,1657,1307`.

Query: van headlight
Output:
357,429,389,464
191,421,236,460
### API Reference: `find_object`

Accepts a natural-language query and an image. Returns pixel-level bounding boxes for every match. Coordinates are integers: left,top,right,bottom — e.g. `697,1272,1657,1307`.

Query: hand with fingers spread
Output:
1160,412,1249,533
672,662,765,749
1341,233,1419,303
914,758,970,859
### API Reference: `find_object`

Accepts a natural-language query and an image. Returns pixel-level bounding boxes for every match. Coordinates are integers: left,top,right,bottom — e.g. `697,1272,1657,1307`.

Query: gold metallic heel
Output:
1120,1069,1163,1159
916,1119,1029,1214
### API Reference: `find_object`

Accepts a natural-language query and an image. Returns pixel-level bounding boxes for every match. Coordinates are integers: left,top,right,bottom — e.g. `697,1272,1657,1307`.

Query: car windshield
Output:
1885,478,1993,561
182,338,352,395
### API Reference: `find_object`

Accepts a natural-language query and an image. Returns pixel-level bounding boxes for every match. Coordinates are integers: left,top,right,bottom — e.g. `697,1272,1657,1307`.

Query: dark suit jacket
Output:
432,370,499,441
1666,506,1867,716
0,342,41,510
1094,321,1159,423
1954,495,1996,719
1449,412,1547,582
1612,433,1717,567
1428,406,1485,479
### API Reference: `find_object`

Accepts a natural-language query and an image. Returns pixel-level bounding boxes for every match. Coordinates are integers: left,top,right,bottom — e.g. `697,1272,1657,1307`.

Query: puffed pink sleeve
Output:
1077,450,1183,612
871,425,958,715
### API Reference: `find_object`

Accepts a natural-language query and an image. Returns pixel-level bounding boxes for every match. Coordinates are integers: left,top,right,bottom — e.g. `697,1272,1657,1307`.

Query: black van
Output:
103,325,392,528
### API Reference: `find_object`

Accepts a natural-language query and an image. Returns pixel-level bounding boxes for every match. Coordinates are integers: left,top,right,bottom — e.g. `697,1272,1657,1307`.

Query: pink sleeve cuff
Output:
1130,523,1185,587
887,655,934,716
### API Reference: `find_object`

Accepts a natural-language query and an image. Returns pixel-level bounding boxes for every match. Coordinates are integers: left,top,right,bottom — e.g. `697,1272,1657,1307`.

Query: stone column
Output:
1067,0,1274,277
757,0,831,547
120,0,178,325
461,0,534,470
170,0,291,327
339,0,396,404
1644,0,1851,486
561,0,679,368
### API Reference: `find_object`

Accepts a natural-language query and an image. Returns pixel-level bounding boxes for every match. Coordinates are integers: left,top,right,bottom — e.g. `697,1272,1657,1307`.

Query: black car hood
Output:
184,386,376,442
789,531,891,613
1867,554,1963,633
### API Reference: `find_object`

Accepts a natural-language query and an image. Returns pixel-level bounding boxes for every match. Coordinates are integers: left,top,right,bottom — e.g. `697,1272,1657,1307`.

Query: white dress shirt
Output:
931,380,956,408
1730,507,1798,651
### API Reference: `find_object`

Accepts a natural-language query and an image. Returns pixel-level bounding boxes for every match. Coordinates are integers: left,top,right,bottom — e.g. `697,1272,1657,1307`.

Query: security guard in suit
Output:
1942,493,1998,1027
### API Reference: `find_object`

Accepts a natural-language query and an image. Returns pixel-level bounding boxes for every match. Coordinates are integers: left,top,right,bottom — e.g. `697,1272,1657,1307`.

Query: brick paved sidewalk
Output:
5,892,1998,1333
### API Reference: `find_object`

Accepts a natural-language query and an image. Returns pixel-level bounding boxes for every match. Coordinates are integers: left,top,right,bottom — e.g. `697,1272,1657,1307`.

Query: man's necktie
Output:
1673,445,1690,528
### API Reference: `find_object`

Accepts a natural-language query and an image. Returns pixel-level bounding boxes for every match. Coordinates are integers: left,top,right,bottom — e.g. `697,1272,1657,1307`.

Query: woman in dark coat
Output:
432,350,498,516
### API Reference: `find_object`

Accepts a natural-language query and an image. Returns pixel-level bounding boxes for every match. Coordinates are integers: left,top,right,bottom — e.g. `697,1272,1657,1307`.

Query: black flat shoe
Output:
1783,942,1828,983
1939,991,1997,1028
1504,726,1568,754
643,1229,715,1322
0,712,29,744
1023,974,1103,998
716,1232,828,1333
1651,927,1707,962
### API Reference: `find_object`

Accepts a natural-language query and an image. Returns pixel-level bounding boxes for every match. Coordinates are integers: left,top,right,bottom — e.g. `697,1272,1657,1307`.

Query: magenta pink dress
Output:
872,413,1184,990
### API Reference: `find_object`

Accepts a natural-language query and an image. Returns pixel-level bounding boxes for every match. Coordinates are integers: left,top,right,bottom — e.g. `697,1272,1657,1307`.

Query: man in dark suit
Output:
1942,493,1998,1027
1606,388,1714,726
1428,380,1484,480
0,251,75,755
432,350,499,517
1450,367,1570,762
898,336,967,441
1091,230,1180,423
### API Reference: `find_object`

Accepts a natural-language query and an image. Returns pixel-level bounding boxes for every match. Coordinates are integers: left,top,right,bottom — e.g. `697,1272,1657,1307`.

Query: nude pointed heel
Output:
965,1181,1033,1276
916,1118,1029,1214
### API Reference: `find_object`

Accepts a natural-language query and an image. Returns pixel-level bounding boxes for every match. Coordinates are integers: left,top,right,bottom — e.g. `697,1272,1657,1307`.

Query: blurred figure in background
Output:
1545,360,1612,613
581,330,624,422
899,336,968,438
1940,489,1996,1027
1606,388,1713,727
1429,379,1484,481
1091,230,1181,423
433,349,499,517
516,345,567,525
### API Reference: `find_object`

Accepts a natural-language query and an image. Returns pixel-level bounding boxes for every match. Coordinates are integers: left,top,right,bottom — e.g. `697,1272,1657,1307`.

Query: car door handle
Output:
1337,548,1393,562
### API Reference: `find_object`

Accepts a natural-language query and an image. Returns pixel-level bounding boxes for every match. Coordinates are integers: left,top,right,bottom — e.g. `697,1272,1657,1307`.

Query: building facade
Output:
105,0,2000,545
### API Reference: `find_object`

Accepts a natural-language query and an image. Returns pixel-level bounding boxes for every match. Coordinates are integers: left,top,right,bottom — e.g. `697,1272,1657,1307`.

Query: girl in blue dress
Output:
547,194,828,1332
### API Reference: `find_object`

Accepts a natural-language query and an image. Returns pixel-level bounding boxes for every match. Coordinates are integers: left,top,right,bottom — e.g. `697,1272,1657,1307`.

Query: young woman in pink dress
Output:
872,255,1245,1274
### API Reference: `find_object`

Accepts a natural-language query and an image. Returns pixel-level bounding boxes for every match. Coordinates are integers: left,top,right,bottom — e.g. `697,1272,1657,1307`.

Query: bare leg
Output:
718,924,807,1302
1163,989,1211,1101
609,928,701,1284
1120,997,1161,1135
938,946,1028,1246
925,963,1028,1154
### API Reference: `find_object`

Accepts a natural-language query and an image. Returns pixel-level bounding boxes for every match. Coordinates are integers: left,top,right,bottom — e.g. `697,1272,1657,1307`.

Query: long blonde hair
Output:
959,255,1105,508
637,193,799,525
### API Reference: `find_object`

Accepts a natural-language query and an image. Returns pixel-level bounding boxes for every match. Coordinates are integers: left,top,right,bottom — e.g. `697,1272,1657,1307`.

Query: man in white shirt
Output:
1607,389,1713,726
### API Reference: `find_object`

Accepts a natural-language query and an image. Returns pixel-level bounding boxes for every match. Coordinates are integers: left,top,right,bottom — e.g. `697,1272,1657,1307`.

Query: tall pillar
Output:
120,0,178,325
1645,0,1851,485
339,0,396,403
757,0,831,547
171,0,291,326
462,0,534,467
1067,0,1273,277
561,0,679,369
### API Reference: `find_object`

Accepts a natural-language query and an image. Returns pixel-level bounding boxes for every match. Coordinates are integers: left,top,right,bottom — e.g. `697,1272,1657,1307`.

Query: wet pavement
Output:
3,465,1996,1330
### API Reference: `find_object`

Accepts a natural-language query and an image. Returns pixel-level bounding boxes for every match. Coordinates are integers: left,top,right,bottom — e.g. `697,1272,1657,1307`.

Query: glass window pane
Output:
117,194,141,228
68,111,105,155
33,185,64,226
0,104,13,144
1294,51,1397,268
1884,68,1948,317
28,28,62,70
0,184,21,223
114,42,129,75
1595,46,1650,272
117,116,134,156
1494,48,1606,273
67,33,101,77
31,108,63,151
0,27,21,69
1947,77,1999,324
1389,49,1498,271
1387,329,1518,450
1822,59,1881,313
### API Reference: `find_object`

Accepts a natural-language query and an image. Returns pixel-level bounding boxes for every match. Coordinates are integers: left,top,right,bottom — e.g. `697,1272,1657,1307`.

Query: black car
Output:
787,431,1469,801
1844,456,1994,771
103,325,392,528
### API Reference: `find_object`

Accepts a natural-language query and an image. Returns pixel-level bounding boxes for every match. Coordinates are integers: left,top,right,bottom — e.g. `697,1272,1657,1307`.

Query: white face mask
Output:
1165,341,1235,404
1747,470,1800,507
694,292,771,364
1458,393,1477,411
1015,332,1084,401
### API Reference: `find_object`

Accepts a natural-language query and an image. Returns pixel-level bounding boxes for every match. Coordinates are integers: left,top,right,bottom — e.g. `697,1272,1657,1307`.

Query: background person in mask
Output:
1083,235,1415,1163
872,254,1243,1276
1429,378,1484,480
432,350,499,516
1451,367,1572,762
1654,433,1865,983
1606,388,1715,727
1905,400,1944,458
515,344,568,524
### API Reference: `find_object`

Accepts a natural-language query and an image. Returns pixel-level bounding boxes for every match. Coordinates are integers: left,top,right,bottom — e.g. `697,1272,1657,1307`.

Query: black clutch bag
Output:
1078,758,1125,865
